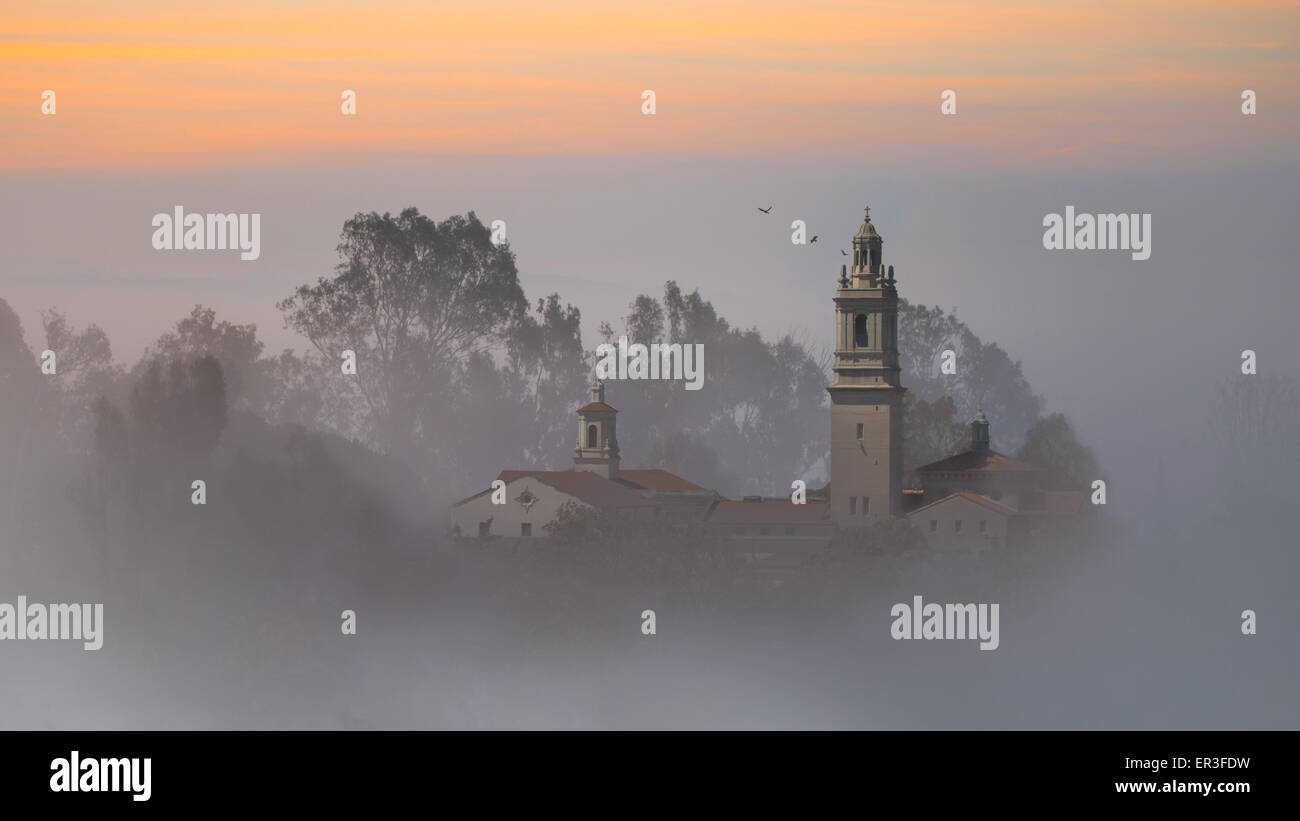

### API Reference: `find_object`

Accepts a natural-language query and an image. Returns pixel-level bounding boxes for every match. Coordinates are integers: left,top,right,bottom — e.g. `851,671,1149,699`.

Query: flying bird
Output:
840,249,847,256
810,235,819,243
757,206,773,214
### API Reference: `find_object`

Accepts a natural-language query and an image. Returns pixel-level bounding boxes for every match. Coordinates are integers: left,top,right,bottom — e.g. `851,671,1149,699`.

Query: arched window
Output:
586,424,598,448
854,314,868,347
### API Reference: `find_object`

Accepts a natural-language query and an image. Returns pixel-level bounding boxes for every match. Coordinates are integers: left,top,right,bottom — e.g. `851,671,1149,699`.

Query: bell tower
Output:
828,206,905,523
574,379,620,479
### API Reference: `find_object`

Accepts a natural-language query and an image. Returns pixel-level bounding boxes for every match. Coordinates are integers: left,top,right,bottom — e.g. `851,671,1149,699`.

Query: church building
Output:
450,380,716,540
450,206,1078,555
904,411,1084,551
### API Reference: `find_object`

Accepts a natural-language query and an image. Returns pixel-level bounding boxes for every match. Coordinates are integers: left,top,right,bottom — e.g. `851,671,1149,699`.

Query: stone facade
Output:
828,206,905,524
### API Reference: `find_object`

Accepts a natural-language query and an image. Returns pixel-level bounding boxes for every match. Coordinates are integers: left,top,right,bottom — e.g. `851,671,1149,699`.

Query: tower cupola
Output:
574,378,620,479
851,205,884,277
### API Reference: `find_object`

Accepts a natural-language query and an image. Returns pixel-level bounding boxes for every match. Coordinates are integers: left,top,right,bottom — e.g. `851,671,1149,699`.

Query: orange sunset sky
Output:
3,0,1298,171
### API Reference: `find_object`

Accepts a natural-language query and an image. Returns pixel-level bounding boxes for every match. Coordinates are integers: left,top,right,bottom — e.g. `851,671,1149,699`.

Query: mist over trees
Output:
1017,412,1102,491
3,207,1296,731
898,301,1044,457
0,207,1107,542
601,281,828,496
0,299,41,537
278,208,588,501
1,207,1102,532
1,302,120,543
140,308,260,404
1210,373,1300,515
901,395,966,486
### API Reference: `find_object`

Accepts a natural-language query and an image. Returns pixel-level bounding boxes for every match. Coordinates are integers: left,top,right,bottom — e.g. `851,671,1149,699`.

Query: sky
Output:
3,0,1297,170
2,0,1298,519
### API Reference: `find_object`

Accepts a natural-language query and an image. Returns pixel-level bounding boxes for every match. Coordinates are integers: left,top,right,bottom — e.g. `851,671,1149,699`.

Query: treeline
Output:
1,207,1110,546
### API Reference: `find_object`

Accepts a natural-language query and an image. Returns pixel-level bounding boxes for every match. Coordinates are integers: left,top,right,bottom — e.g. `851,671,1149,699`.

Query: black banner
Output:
2,731,1284,809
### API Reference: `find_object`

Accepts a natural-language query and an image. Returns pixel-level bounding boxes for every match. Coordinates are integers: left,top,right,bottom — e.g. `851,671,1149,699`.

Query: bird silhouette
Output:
840,249,847,256
757,206,773,214
810,235,819,243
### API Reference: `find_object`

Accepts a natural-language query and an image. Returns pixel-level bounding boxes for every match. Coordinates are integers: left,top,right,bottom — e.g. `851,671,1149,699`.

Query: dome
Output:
853,205,880,240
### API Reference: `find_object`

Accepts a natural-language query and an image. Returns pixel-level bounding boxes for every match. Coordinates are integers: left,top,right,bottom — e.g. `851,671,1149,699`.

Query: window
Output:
856,423,864,440
861,496,870,515
854,314,868,347
979,520,987,533
849,496,857,515
784,526,795,537
478,521,490,537
955,520,963,533
520,523,531,537
586,424,598,448
929,520,938,532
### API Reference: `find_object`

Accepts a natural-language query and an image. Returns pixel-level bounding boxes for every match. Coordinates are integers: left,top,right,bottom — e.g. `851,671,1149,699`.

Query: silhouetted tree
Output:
0,299,41,527
278,208,528,459
261,350,328,429
129,354,228,465
1017,412,1099,490
80,395,129,530
898,301,1043,452
502,294,589,466
42,309,113,385
604,281,827,495
39,309,120,450
136,305,268,413
646,430,737,495
903,394,967,484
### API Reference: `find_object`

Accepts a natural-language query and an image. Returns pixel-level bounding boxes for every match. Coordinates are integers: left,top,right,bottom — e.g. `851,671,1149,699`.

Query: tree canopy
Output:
898,301,1044,453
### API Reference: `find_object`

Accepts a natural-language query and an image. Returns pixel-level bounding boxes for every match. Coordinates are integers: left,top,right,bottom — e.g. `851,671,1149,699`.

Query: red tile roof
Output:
917,449,1041,474
494,469,655,509
708,499,831,524
617,469,710,493
577,402,618,414
907,491,1019,517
